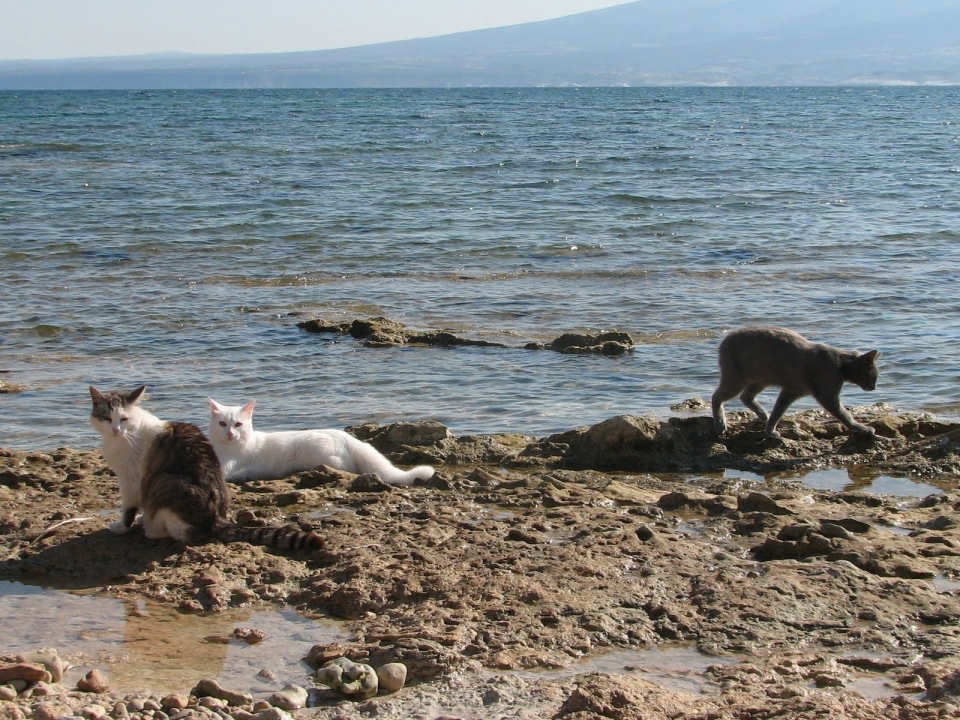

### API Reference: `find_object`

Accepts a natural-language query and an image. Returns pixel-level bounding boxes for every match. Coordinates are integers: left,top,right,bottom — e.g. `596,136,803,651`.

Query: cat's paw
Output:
108,519,135,534
852,424,876,436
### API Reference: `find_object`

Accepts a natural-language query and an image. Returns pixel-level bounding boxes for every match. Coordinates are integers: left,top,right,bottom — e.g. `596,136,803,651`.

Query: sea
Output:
2,86,960,452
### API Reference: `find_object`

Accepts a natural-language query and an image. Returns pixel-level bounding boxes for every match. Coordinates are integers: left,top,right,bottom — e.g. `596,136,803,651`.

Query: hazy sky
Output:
0,0,634,61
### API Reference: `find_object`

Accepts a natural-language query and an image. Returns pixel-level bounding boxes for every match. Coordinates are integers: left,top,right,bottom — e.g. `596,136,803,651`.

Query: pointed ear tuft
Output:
241,400,256,415
129,385,146,404
863,349,879,362
209,398,222,412
89,386,102,400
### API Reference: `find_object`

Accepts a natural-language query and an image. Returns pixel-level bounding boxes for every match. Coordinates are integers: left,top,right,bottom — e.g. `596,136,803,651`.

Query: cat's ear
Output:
241,400,256,416
209,398,223,413
862,349,880,363
89,386,103,401
128,385,146,404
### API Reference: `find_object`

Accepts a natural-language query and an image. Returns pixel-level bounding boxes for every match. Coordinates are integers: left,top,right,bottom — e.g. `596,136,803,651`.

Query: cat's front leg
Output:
817,395,875,436
109,505,140,534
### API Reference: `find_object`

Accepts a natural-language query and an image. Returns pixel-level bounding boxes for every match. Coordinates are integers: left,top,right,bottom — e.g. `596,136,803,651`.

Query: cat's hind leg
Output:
739,383,769,424
765,390,801,439
142,508,193,542
109,505,140,534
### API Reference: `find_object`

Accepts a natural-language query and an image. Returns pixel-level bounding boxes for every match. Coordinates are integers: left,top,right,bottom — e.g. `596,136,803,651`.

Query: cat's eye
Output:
234,422,243,428
120,416,128,423
219,421,227,427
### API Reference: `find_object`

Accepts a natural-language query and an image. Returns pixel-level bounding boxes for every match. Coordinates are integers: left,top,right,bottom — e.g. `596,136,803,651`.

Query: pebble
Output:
29,703,65,720
266,685,307,712
77,670,110,694
80,703,108,719
198,696,227,711
26,681,56,697
314,657,378,699
376,663,407,693
159,696,189,712
252,709,292,720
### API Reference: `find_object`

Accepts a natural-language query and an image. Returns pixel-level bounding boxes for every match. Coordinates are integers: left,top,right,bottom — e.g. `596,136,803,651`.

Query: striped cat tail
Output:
215,523,325,551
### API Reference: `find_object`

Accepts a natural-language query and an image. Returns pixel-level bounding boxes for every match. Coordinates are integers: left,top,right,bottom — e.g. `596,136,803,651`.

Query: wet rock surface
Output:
296,315,635,354
0,408,959,718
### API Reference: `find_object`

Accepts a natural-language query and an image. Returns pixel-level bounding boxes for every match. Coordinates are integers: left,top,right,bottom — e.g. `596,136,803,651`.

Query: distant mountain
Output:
3,0,960,89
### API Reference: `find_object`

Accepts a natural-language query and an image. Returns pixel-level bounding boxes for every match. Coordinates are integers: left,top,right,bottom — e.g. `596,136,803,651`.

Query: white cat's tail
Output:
351,440,435,486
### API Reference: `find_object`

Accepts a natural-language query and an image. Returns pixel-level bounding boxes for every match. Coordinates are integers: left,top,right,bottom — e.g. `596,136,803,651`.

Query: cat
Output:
711,326,880,439
89,385,323,550
208,398,436,485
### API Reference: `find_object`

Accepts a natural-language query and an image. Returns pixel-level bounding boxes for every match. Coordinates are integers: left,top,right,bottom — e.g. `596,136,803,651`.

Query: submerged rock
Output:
191,678,253,707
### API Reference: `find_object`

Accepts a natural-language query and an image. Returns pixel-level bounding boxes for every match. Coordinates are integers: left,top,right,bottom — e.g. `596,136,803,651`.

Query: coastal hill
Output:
2,0,960,88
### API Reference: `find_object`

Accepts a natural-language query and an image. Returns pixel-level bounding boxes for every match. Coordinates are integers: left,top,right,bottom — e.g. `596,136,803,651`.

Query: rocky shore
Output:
1,406,959,719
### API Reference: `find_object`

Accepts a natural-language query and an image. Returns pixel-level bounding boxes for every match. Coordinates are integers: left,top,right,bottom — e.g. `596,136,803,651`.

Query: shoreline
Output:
1,408,959,719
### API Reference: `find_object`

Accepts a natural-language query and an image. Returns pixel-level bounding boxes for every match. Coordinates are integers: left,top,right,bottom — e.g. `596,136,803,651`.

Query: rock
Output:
16,650,65,684
376,663,407,693
635,524,657,543
546,331,634,355
233,627,266,644
828,518,873,534
27,703,63,720
79,704,108,719
0,685,16,701
0,701,25,719
657,491,701,511
0,663,48,685
160,694,190,711
199,696,227,710
778,523,815,541
314,657,379,699
191,678,254,707
383,421,452,446
77,669,110,693
267,684,308,711
738,492,794,515
926,515,959,530
818,522,856,541
253,708,293,720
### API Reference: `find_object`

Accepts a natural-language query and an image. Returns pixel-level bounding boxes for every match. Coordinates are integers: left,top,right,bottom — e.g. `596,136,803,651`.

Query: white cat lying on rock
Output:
208,398,435,485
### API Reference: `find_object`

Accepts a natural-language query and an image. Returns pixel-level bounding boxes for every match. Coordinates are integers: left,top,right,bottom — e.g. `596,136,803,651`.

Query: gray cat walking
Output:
711,327,880,439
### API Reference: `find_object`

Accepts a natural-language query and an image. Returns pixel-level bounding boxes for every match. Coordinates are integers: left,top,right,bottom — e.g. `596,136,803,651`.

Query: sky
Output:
0,0,635,61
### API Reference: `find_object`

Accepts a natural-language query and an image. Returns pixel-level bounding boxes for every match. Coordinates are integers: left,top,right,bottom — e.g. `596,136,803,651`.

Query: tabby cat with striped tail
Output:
89,385,323,551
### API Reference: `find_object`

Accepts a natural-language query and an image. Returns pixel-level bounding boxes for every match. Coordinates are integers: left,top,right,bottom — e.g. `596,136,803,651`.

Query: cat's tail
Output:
382,464,436,486
351,441,435,486
214,523,324,551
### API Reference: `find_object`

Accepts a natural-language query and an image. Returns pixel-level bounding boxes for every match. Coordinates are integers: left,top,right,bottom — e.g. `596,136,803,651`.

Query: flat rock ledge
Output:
350,404,960,479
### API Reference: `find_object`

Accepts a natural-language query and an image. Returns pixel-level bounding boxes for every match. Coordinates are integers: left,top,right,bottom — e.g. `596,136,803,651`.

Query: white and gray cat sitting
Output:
208,398,435,485
712,326,880,440
89,385,323,550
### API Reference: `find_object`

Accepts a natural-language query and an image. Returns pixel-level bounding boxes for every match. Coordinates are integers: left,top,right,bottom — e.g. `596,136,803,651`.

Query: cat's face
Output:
208,398,256,444
851,350,881,391
89,385,146,438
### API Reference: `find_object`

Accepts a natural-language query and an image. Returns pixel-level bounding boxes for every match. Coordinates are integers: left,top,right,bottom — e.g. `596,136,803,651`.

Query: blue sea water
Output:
2,86,960,451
